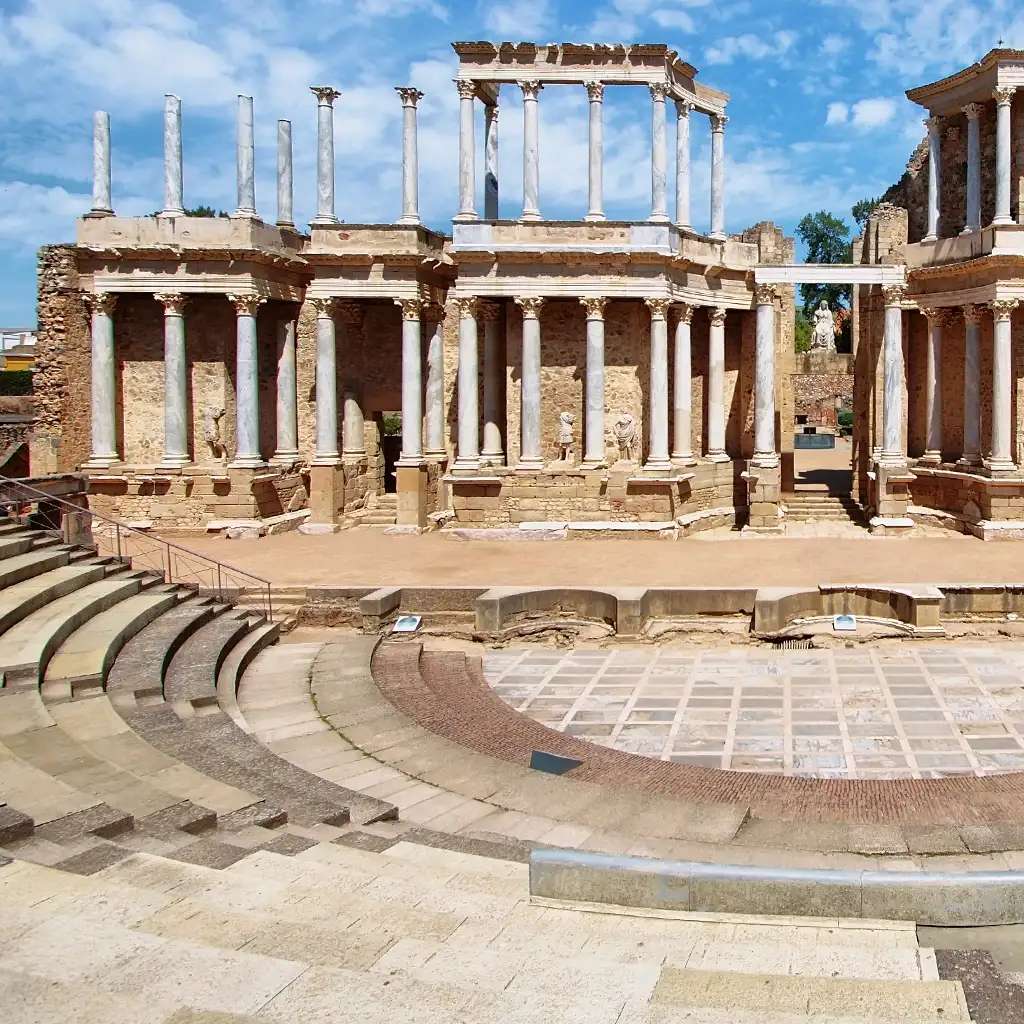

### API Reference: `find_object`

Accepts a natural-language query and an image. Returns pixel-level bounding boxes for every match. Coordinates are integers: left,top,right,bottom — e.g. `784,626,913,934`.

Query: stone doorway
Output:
790,351,855,496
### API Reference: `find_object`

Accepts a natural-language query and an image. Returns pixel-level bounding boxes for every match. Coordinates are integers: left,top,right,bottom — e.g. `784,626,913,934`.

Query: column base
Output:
424,448,448,462
231,209,259,220
84,209,114,219
396,455,426,469
342,449,368,462
675,222,692,232
228,456,268,470
583,212,606,222
960,225,980,235
396,463,429,529
986,457,1018,476
956,454,983,469
82,456,120,471
706,451,730,463
709,231,726,241
516,458,545,473
308,463,344,525
922,233,937,243
452,457,482,473
579,459,607,471
270,451,301,467
518,212,543,223
276,220,296,229
310,215,340,226
479,453,506,468
648,213,670,224
158,209,184,219
396,214,422,226
752,453,780,470
918,451,942,466
453,212,480,223
643,459,672,472
155,457,192,472
991,215,1014,227
671,453,697,467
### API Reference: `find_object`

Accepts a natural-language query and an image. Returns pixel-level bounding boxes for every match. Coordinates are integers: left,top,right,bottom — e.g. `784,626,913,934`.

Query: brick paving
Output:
483,646,1024,781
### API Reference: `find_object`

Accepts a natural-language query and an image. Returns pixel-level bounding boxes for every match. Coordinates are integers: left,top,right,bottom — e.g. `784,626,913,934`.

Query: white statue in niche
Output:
811,300,835,351
203,406,226,461
614,413,637,462
556,411,575,462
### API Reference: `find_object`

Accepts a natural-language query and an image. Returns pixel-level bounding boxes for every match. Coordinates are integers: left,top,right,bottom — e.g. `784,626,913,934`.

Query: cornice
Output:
909,253,1024,282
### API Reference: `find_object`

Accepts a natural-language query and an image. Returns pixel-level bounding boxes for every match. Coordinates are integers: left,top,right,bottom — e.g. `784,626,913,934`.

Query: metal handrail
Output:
0,476,273,622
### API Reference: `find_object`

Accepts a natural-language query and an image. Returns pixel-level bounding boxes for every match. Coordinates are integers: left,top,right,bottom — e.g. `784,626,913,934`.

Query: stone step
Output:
0,563,111,638
163,612,253,711
0,802,34,843
0,546,74,590
42,589,183,701
0,577,148,690
215,621,281,732
0,534,43,562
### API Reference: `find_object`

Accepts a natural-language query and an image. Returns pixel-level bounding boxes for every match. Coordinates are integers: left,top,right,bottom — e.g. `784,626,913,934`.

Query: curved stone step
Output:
0,547,74,590
216,621,280,732
42,588,183,701
107,597,220,701
0,534,42,562
0,577,146,690
164,612,251,711
0,563,110,637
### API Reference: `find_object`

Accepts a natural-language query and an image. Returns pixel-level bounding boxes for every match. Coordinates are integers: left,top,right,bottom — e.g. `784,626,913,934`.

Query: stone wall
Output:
791,353,854,427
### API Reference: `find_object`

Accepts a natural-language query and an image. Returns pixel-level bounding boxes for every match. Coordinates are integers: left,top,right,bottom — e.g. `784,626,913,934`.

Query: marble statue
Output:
614,413,637,462
203,406,226,460
557,411,575,461
811,300,835,351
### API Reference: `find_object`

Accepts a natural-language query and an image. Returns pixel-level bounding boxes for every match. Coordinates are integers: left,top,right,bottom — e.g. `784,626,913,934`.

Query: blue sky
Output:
1,0,1023,326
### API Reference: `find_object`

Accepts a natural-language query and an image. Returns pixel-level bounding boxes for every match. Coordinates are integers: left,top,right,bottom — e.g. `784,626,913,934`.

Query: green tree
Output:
795,210,851,316
794,308,813,353
852,197,881,231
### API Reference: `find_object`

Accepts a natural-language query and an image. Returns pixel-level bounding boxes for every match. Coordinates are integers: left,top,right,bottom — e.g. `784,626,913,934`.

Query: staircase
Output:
364,492,398,527
784,490,868,527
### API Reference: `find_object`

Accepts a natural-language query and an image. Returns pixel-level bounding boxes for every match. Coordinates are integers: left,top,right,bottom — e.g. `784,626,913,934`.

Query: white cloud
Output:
480,0,552,37
651,9,696,33
821,34,848,55
703,30,798,66
851,97,896,128
826,102,849,125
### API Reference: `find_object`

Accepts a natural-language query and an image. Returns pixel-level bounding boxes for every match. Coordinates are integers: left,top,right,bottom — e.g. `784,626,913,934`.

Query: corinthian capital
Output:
962,303,985,326
309,297,336,318
924,115,942,134
395,87,424,108
83,291,116,317
753,284,776,306
228,294,265,317
993,86,1017,106
518,80,543,100
456,79,477,101
882,284,907,307
675,98,694,119
710,113,728,133
395,298,423,320
990,298,1019,322
422,302,447,323
585,81,604,102
963,102,984,121
709,306,728,327
311,86,341,106
672,303,694,325
580,296,608,319
919,306,949,327
515,295,544,318
454,296,479,319
644,297,671,320
648,82,668,102
154,292,187,316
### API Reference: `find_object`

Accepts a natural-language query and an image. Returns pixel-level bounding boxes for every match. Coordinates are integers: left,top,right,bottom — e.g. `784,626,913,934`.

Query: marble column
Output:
962,104,983,234
753,286,777,464
671,304,695,464
992,87,1017,227
989,299,1018,471
519,81,543,222
423,303,447,459
923,116,941,242
272,317,299,464
234,94,257,219
709,114,727,240
228,294,266,468
880,285,906,464
310,86,341,225
310,298,340,465
277,120,294,228
675,99,692,231
395,298,424,464
162,94,184,217
91,111,113,216
580,297,607,467
396,88,424,226
707,307,728,460
515,296,545,469
959,304,983,466
454,297,480,469
154,293,189,468
484,100,499,220
645,298,672,469
480,303,504,465
649,84,669,223
84,292,118,467
455,80,478,221
584,82,605,222
920,307,945,464
337,302,366,458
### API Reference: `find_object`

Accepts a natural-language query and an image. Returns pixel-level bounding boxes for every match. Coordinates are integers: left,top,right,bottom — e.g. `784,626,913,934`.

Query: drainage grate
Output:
772,638,813,650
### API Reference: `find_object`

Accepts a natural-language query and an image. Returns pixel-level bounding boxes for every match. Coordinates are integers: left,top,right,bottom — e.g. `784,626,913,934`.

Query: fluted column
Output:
228,294,266,468
272,317,299,464
519,81,543,222
234,94,257,219
923,116,941,242
423,303,447,459
920,308,945,463
993,87,1016,226
649,84,669,224
645,298,671,468
161,94,184,217
989,299,1018,471
675,100,692,230
707,307,728,460
484,100,499,220
753,286,777,465
396,88,423,226
480,302,504,465
455,80,478,221
709,114,727,240
454,297,480,469
311,86,341,225
671,304,695,464
277,120,294,228
515,296,545,469
84,292,118,467
584,82,605,222
962,104,982,234
880,285,906,464
310,298,340,465
154,293,189,468
91,112,113,216
959,304,983,467
337,302,366,458
396,298,424,464
580,297,607,467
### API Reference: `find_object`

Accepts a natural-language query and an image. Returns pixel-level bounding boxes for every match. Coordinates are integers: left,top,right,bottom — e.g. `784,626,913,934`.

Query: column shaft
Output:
396,88,423,225
396,299,424,463
880,287,906,462
481,305,504,464
923,116,941,241
960,306,982,465
675,100,692,230
424,307,446,457
709,114,727,239
311,87,341,225
707,308,727,459
229,294,265,467
277,120,294,227
235,94,256,218
585,83,605,222
649,85,669,223
963,104,982,233
516,296,544,468
645,298,671,468
993,88,1016,226
990,300,1018,469
520,81,542,222
342,393,366,457
155,293,189,467
273,318,299,462
162,94,184,217
581,298,607,466
921,310,944,462
455,299,480,468
671,305,694,463
455,80,478,221
312,300,340,464
753,288,776,463
484,102,499,220
92,111,113,216
85,293,118,465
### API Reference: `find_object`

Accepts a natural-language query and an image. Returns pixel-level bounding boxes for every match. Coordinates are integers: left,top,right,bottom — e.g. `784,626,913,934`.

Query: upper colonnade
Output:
451,41,730,237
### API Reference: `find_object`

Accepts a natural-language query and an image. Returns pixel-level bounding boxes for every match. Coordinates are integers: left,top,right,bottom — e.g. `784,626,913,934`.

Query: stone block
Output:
308,464,345,525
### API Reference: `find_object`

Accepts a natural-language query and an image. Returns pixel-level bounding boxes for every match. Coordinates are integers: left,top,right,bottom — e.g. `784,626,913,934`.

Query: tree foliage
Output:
852,196,881,230
794,309,813,354
795,210,851,316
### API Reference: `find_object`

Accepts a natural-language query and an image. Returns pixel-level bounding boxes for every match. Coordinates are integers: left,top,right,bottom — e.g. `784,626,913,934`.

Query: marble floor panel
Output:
482,644,1024,780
